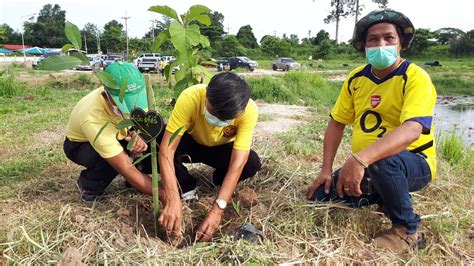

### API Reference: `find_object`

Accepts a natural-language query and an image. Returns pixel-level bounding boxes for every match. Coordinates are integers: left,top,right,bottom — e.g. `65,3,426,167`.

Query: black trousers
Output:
63,132,261,194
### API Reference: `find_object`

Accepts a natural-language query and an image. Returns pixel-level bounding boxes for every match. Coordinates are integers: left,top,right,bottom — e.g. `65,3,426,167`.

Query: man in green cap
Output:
64,62,153,201
306,9,437,252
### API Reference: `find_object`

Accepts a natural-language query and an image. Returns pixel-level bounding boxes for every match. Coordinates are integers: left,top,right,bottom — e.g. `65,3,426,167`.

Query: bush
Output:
438,131,466,165
0,70,26,97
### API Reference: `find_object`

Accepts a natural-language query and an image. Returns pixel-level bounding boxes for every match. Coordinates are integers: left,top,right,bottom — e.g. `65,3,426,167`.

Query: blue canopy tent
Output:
0,48,12,55
23,47,46,55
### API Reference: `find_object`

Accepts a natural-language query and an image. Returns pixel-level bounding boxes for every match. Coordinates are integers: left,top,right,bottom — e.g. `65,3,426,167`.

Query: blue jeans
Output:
310,151,431,234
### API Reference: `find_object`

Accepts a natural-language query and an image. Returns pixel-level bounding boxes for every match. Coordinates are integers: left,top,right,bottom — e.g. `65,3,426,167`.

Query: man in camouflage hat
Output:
306,9,437,252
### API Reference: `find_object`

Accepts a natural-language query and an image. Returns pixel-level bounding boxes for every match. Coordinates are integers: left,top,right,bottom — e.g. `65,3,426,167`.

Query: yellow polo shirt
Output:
66,87,128,158
166,84,258,150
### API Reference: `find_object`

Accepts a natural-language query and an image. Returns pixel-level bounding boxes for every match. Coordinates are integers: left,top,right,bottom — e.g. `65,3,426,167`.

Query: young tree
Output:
101,20,125,53
236,25,258,49
23,4,67,47
324,0,356,44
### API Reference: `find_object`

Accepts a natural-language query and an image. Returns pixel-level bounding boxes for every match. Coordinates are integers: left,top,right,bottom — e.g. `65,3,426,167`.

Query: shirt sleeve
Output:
166,92,194,135
330,73,355,125
400,67,437,134
233,101,258,151
82,120,124,158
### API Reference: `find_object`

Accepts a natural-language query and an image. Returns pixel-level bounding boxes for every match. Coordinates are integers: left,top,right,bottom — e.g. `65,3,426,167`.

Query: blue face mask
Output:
365,45,398,69
204,108,231,127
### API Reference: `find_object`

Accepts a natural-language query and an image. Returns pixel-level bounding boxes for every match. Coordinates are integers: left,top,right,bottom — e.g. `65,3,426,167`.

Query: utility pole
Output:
97,30,101,54
121,12,130,59
20,13,37,62
226,24,231,36
354,0,360,24
84,33,88,54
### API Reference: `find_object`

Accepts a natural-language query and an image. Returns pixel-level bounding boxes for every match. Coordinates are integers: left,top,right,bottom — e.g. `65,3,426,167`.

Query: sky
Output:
1,0,473,44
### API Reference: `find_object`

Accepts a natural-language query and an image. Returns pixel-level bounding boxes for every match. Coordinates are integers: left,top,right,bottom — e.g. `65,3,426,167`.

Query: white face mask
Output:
204,108,231,127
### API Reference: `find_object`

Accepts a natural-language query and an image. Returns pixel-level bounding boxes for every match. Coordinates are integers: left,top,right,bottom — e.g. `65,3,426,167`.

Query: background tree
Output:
407,28,433,55
195,11,225,43
81,23,99,53
372,0,389,8
450,30,474,56
101,20,125,53
216,35,246,57
312,29,331,45
144,17,174,54
23,4,66,47
0,24,22,44
435,28,465,45
324,0,356,44
236,25,258,49
314,38,335,59
260,35,291,57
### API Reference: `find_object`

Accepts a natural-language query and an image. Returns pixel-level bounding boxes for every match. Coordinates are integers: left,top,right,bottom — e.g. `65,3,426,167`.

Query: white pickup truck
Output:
137,57,160,73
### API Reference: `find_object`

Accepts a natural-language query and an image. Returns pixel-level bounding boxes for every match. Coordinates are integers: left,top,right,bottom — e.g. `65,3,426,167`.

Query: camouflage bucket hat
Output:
352,9,415,52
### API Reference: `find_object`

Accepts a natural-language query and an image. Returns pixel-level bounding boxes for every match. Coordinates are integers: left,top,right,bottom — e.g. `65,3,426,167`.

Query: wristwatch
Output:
215,198,227,210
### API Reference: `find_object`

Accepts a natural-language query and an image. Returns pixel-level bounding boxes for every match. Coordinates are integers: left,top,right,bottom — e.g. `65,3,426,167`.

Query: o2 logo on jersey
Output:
370,95,381,108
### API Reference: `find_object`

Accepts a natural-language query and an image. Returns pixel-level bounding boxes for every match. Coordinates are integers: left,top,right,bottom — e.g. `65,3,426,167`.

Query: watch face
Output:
216,199,227,209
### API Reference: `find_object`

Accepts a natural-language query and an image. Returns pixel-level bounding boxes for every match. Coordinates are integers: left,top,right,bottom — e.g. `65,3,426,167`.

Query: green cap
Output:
105,61,148,114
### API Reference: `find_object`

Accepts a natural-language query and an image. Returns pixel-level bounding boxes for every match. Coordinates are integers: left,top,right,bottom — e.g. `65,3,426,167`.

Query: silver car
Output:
272,58,301,71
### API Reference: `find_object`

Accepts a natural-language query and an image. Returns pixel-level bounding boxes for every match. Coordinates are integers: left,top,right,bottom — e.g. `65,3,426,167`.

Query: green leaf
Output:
115,119,134,130
119,77,128,103
61,44,74,53
70,51,89,65
148,5,180,22
174,76,191,92
65,21,82,50
169,126,184,146
133,152,152,166
192,65,212,83
193,14,211,26
151,30,170,52
169,22,201,52
36,55,82,71
185,5,211,25
93,120,112,146
199,34,210,48
127,132,139,151
96,71,119,90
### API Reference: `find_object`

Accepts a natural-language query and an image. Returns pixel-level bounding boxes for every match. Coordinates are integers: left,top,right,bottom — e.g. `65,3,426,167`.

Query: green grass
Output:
246,72,340,107
431,75,474,95
0,70,26,97
437,131,474,166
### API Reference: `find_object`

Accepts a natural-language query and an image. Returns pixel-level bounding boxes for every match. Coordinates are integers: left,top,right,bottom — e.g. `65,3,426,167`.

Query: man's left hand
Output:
336,156,365,197
125,131,147,154
195,205,224,242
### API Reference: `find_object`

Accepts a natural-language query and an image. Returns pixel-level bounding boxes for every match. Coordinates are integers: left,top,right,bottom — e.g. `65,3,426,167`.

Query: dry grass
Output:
1,111,473,264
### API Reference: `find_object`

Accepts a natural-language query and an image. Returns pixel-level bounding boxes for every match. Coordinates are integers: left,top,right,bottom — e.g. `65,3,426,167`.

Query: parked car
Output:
228,56,258,71
138,57,160,73
103,54,124,69
75,55,103,71
161,55,176,63
136,53,161,63
272,57,301,71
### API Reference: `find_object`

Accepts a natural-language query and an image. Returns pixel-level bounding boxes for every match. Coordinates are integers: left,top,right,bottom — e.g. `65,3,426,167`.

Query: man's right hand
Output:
306,172,332,200
158,193,183,238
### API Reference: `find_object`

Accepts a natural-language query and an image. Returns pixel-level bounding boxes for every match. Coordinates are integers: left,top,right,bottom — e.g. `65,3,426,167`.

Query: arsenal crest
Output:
223,125,237,138
370,95,381,108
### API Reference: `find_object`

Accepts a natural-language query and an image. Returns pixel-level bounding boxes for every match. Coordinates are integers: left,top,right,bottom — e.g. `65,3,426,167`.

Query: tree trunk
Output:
355,0,360,24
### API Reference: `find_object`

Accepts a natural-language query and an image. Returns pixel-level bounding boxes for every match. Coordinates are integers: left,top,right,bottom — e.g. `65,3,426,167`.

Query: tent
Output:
0,48,12,55
22,46,46,55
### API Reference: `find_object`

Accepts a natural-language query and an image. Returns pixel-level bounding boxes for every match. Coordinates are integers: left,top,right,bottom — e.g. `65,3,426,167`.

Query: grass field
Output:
0,63,473,264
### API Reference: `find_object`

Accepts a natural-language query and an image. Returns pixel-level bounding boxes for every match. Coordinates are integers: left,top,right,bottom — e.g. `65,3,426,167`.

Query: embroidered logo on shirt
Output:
223,125,237,138
371,95,381,108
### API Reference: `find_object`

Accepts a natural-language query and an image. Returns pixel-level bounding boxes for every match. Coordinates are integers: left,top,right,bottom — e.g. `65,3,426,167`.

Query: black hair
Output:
206,72,251,120
361,23,404,51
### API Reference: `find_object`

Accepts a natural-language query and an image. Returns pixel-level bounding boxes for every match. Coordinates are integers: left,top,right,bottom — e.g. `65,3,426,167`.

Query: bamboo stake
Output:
145,75,160,236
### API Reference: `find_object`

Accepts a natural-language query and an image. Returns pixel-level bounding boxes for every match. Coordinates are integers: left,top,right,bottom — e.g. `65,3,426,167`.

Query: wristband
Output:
352,153,369,168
